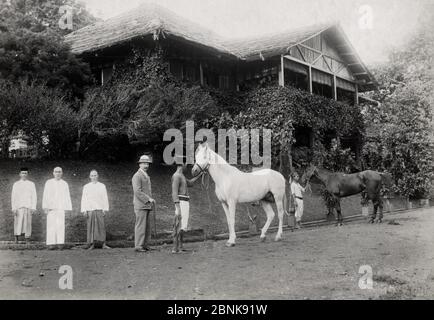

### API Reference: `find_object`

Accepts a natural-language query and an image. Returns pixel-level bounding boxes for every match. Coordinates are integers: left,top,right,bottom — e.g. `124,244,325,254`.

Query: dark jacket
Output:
132,170,152,210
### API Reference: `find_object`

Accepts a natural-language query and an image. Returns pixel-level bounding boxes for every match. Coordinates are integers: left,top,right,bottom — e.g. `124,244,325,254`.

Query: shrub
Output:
0,80,78,158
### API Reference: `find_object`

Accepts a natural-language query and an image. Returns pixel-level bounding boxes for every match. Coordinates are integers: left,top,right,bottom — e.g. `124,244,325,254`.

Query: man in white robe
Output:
42,167,72,250
81,170,111,250
11,167,37,244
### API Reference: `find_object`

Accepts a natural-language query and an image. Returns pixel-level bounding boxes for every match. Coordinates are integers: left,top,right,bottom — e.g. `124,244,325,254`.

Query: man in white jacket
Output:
11,168,37,244
81,170,111,250
42,167,72,250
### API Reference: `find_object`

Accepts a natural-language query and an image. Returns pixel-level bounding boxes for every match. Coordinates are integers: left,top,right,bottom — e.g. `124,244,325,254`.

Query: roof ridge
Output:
223,22,336,44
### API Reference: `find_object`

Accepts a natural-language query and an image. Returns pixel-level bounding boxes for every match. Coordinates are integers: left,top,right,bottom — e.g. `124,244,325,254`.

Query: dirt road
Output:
0,207,433,300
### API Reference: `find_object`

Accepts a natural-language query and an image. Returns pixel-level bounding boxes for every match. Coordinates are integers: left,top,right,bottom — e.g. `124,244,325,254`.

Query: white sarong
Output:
14,208,32,237
46,210,65,245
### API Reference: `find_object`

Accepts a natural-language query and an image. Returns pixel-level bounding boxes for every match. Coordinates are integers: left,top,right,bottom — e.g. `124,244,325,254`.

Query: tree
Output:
0,80,79,158
363,3,434,198
0,0,96,99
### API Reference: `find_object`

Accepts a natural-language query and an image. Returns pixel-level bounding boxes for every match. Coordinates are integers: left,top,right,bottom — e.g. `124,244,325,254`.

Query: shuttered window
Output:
336,77,355,92
312,69,332,86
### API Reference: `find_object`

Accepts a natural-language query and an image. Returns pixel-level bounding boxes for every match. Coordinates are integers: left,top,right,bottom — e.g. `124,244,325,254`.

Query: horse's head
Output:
191,141,211,177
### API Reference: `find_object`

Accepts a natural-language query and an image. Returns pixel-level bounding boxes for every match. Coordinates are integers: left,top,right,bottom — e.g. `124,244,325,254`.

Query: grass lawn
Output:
0,159,364,242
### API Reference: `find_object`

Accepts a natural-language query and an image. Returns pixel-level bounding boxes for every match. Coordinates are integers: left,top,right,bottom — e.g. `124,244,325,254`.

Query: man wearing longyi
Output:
171,155,202,254
81,170,111,250
11,167,37,244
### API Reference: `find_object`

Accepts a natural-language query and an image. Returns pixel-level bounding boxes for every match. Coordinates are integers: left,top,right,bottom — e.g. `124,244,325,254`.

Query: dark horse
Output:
306,166,393,226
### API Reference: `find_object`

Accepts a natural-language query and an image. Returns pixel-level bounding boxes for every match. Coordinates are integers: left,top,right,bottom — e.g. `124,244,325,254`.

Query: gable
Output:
287,33,355,81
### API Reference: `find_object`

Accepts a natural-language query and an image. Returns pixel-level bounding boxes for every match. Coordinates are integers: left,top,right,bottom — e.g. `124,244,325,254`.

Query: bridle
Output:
193,162,210,177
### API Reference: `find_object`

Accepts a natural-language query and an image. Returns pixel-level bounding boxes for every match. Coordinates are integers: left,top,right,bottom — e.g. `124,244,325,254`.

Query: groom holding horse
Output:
171,155,202,253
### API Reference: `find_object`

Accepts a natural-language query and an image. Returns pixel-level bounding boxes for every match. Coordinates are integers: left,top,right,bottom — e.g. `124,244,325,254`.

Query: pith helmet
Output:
138,154,152,164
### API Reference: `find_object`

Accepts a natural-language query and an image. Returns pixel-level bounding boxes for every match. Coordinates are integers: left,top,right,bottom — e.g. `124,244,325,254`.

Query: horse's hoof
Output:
274,237,282,242
225,242,235,247
260,236,266,242
377,220,383,224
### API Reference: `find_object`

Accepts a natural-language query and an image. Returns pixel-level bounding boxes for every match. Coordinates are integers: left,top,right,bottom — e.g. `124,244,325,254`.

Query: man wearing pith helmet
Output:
171,155,202,254
132,154,155,252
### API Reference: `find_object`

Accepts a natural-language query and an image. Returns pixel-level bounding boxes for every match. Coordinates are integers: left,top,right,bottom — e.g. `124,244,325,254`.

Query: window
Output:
219,75,230,90
101,66,113,85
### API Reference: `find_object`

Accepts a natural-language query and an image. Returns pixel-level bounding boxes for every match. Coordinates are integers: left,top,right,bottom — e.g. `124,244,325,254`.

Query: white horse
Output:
192,142,288,247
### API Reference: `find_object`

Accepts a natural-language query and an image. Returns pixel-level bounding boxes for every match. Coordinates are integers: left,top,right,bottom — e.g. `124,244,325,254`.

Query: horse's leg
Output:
369,195,376,223
221,202,234,247
227,201,237,246
260,201,275,242
274,196,284,242
335,197,344,226
373,197,383,223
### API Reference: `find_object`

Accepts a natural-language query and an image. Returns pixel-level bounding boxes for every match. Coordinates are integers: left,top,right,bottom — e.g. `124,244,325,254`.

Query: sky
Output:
80,0,428,65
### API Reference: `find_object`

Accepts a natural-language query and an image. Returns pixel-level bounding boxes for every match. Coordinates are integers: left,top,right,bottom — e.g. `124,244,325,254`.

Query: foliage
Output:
0,0,96,35
363,5,434,199
362,85,433,198
211,86,364,171
0,80,78,158
79,50,220,158
0,0,95,99
322,138,357,172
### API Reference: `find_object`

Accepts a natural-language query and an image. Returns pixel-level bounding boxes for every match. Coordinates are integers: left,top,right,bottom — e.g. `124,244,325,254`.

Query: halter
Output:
194,162,210,175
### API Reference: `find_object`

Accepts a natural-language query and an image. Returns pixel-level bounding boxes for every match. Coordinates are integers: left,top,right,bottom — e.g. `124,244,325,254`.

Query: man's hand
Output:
103,211,108,217
149,198,156,204
83,211,88,217
175,202,181,213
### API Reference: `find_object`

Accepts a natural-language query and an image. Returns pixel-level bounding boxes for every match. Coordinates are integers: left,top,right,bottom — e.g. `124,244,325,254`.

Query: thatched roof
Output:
66,3,333,60
64,3,229,55
65,3,376,90
223,23,333,61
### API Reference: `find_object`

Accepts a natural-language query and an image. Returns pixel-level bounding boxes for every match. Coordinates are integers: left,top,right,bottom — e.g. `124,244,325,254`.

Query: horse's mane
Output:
204,145,240,174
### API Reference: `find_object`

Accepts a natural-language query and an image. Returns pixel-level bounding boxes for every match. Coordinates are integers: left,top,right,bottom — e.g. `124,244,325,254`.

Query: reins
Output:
194,162,213,215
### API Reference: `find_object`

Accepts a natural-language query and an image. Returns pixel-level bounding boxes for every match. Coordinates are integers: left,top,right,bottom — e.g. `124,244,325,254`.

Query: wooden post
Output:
279,55,285,87
308,66,313,93
199,62,204,87
333,74,337,100
354,83,359,105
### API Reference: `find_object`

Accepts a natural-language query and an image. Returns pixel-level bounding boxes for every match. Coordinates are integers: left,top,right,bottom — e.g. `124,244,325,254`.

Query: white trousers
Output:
175,200,190,231
295,199,304,222
46,210,65,245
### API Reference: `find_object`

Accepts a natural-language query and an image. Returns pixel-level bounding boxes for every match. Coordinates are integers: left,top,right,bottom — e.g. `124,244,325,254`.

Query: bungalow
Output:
65,3,376,100
65,3,377,161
